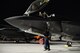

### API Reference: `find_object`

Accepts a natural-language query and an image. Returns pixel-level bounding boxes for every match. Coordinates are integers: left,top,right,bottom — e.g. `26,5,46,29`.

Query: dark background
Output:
0,0,80,21
0,0,80,40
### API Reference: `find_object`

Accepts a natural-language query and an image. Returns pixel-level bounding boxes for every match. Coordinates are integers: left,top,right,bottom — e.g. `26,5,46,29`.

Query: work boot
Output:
47,49,51,51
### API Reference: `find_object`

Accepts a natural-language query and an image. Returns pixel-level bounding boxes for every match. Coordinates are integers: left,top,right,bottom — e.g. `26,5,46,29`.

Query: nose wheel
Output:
67,41,72,47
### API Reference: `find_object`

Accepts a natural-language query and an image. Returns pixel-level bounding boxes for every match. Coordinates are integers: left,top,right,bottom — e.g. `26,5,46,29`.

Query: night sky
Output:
0,0,80,21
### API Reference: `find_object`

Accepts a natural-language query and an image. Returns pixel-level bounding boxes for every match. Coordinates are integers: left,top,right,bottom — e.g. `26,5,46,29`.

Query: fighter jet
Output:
4,0,80,42
4,0,52,37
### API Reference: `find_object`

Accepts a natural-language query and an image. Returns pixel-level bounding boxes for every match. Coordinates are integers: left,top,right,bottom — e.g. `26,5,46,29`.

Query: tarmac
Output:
0,41,80,53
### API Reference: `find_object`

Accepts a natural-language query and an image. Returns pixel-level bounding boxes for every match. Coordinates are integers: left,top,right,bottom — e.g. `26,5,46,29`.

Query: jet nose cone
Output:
4,16,47,33
4,16,28,30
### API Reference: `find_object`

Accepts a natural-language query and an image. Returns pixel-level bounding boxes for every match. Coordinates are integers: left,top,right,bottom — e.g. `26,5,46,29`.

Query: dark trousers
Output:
44,42,50,50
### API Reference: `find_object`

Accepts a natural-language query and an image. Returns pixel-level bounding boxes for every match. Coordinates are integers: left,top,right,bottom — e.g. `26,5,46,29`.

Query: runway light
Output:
64,45,68,48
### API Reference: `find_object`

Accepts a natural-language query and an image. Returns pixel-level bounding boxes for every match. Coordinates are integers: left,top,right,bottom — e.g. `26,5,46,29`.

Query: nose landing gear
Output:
67,41,72,47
